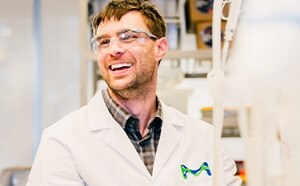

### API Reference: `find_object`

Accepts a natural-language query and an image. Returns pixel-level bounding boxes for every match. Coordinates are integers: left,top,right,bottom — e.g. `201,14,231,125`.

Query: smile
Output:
110,63,133,71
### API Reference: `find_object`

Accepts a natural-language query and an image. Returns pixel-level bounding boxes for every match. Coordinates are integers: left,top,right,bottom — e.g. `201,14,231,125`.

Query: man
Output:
27,0,241,185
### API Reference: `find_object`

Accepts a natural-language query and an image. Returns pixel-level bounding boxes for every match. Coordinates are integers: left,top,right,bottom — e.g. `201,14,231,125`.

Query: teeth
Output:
111,63,132,70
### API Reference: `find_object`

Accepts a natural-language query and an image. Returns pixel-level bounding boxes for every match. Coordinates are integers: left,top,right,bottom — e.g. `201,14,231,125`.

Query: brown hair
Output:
92,0,166,38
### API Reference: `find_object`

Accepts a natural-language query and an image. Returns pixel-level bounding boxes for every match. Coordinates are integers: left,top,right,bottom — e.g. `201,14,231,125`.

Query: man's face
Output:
95,11,159,94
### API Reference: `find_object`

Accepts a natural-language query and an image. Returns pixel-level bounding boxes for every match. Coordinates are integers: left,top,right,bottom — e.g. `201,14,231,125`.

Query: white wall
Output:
40,0,80,129
0,0,35,172
0,0,80,172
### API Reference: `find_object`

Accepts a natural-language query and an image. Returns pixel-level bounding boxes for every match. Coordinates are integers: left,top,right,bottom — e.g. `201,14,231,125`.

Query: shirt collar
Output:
101,89,163,129
102,89,163,128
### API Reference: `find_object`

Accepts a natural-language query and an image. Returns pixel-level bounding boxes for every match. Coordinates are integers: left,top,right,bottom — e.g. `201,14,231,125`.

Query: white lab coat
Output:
27,91,241,186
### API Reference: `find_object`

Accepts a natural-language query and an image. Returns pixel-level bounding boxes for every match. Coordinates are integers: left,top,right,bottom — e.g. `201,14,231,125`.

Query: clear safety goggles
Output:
91,28,158,54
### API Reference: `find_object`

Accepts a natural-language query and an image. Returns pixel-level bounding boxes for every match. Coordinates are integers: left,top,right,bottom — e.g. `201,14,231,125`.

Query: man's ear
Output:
155,37,168,62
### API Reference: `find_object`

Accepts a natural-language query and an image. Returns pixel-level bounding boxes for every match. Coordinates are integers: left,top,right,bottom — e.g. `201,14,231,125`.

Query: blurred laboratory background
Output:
1,0,300,185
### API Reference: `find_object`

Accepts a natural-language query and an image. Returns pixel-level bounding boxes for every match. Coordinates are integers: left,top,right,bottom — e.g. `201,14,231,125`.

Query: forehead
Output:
96,11,149,35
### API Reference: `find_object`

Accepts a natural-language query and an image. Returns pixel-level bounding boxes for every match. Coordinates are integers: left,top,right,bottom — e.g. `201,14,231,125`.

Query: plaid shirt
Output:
102,89,163,175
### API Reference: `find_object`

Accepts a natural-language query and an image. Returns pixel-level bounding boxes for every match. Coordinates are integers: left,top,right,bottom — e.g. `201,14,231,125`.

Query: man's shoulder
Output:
44,106,88,135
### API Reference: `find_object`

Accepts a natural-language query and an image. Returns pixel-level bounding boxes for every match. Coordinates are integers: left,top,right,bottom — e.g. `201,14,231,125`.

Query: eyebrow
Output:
95,28,132,40
91,34,108,43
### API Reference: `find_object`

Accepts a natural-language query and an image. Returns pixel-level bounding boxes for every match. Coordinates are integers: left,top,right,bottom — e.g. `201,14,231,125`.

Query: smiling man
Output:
26,0,241,185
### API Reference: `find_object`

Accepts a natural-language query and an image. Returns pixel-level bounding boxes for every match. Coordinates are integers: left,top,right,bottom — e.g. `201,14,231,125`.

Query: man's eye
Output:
99,38,110,46
120,32,138,42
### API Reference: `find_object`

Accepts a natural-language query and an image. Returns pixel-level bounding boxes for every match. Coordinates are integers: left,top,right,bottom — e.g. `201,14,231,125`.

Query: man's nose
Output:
107,38,125,56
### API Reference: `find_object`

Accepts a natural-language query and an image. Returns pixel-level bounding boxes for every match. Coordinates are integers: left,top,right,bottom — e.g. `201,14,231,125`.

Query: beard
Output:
103,64,156,100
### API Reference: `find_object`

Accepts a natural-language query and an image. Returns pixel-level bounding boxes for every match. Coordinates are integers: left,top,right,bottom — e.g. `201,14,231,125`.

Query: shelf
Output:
166,49,212,59
86,49,212,62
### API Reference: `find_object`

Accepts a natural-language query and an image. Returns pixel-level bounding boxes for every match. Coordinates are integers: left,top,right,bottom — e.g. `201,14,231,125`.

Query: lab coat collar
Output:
152,101,184,178
87,91,151,178
87,91,184,131
87,90,114,131
87,90,185,179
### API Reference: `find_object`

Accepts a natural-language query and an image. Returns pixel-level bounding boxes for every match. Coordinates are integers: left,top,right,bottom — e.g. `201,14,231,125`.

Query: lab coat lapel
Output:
87,91,150,178
104,124,151,178
152,104,183,178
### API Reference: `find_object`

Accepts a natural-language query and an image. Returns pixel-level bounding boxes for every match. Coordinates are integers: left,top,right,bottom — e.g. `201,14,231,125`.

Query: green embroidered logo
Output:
181,162,212,179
